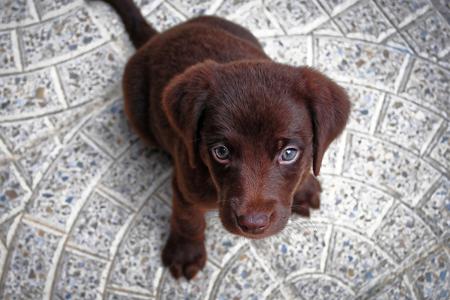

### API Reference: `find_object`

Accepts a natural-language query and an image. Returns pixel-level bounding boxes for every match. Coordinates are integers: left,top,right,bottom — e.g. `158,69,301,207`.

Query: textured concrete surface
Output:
0,0,449,299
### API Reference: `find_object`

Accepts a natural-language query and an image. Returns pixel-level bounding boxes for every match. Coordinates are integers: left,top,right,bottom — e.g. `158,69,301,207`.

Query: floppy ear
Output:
162,60,217,168
297,67,350,176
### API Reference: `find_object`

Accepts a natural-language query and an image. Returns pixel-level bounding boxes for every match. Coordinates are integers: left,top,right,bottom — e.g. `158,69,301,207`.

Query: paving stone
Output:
260,36,309,67
105,292,148,300
109,196,170,293
288,276,354,300
99,141,170,207
53,250,107,300
319,0,354,15
312,176,393,234
384,33,415,54
428,125,450,171
20,7,106,69
265,0,327,34
35,0,82,20
214,251,274,300
401,59,450,118
403,10,450,61
343,84,382,133
266,287,286,300
376,95,442,154
0,30,19,73
419,177,450,236
252,223,327,277
57,44,124,106
69,192,132,258
216,0,283,37
375,0,430,27
334,0,395,42
144,2,186,33
311,19,343,36
168,0,217,16
409,248,449,300
28,135,112,229
320,134,343,174
205,215,245,266
0,222,61,299
0,68,65,119
328,229,395,290
82,98,135,157
158,262,218,300
315,37,406,92
0,0,38,29
373,203,436,262
0,163,30,218
343,133,440,201
366,277,415,300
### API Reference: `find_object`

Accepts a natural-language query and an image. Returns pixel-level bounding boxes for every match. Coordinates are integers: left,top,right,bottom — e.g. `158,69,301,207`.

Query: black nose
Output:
237,212,270,233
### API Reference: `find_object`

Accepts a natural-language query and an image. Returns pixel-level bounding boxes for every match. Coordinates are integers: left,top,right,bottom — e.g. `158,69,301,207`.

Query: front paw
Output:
162,233,206,280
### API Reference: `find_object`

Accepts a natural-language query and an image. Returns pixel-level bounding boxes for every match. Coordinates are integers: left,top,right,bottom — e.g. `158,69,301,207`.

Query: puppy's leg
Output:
292,174,321,217
162,177,206,280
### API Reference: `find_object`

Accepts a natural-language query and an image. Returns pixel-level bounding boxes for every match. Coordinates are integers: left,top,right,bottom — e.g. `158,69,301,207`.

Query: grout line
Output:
394,54,414,94
320,224,334,272
369,93,388,135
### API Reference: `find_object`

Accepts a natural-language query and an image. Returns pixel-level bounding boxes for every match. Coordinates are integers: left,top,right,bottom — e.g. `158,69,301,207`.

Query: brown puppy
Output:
100,0,350,280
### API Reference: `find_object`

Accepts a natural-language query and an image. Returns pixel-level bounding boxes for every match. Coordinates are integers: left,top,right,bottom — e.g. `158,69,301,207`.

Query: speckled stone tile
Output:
376,95,443,154
265,0,327,34
408,248,449,300
168,0,217,16
428,125,450,171
334,0,395,42
216,0,283,37
99,141,170,207
319,0,353,15
419,177,450,236
260,36,309,67
0,0,38,29
401,59,450,118
0,222,61,299
53,250,107,300
19,7,106,69
375,0,430,27
266,287,286,300
312,176,393,234
213,251,274,300
0,163,30,218
252,223,327,277
69,192,132,258
367,277,414,300
57,44,124,106
0,30,19,73
144,3,185,35
82,99,135,157
314,37,406,91
205,215,246,266
105,292,149,300
343,84,382,133
0,68,65,119
158,262,218,300
320,134,343,174
109,196,170,294
311,19,343,36
288,276,354,300
373,203,436,262
343,133,440,201
35,0,82,19
327,229,395,290
28,135,112,229
384,32,415,54
403,10,450,61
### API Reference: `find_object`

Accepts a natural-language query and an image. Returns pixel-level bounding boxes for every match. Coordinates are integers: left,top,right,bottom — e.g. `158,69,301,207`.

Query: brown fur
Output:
100,0,350,280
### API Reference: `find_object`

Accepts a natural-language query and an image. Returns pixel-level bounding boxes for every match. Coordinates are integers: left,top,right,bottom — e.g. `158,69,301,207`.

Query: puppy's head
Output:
163,60,350,239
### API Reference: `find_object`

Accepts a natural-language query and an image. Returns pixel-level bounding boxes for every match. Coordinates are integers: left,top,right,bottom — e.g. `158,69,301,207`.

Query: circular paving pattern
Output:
0,0,449,299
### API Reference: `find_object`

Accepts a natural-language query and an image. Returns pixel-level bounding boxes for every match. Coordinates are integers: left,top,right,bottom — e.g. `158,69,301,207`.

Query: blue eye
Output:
212,145,230,162
279,147,299,164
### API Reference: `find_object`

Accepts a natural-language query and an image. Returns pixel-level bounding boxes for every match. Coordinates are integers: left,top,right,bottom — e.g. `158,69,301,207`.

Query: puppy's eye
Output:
211,145,230,163
279,147,299,164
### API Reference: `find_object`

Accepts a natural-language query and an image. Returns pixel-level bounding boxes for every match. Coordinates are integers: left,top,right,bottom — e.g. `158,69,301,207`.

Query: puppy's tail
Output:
100,0,158,48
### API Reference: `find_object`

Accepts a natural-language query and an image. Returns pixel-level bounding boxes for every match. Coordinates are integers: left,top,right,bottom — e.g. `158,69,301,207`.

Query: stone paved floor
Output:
0,0,449,299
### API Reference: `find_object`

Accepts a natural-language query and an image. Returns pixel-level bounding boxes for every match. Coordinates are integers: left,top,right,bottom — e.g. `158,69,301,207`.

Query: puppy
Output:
100,0,350,280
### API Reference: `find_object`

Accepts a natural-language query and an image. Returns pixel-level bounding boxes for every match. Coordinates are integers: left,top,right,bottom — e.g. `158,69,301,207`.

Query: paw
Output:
162,233,206,280
292,175,321,217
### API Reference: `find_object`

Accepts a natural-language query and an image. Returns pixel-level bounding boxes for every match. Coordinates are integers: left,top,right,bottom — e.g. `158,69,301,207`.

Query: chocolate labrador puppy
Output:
99,0,350,279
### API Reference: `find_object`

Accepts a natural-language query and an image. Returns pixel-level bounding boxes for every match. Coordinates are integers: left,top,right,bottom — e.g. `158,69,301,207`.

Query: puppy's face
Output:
163,60,350,239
